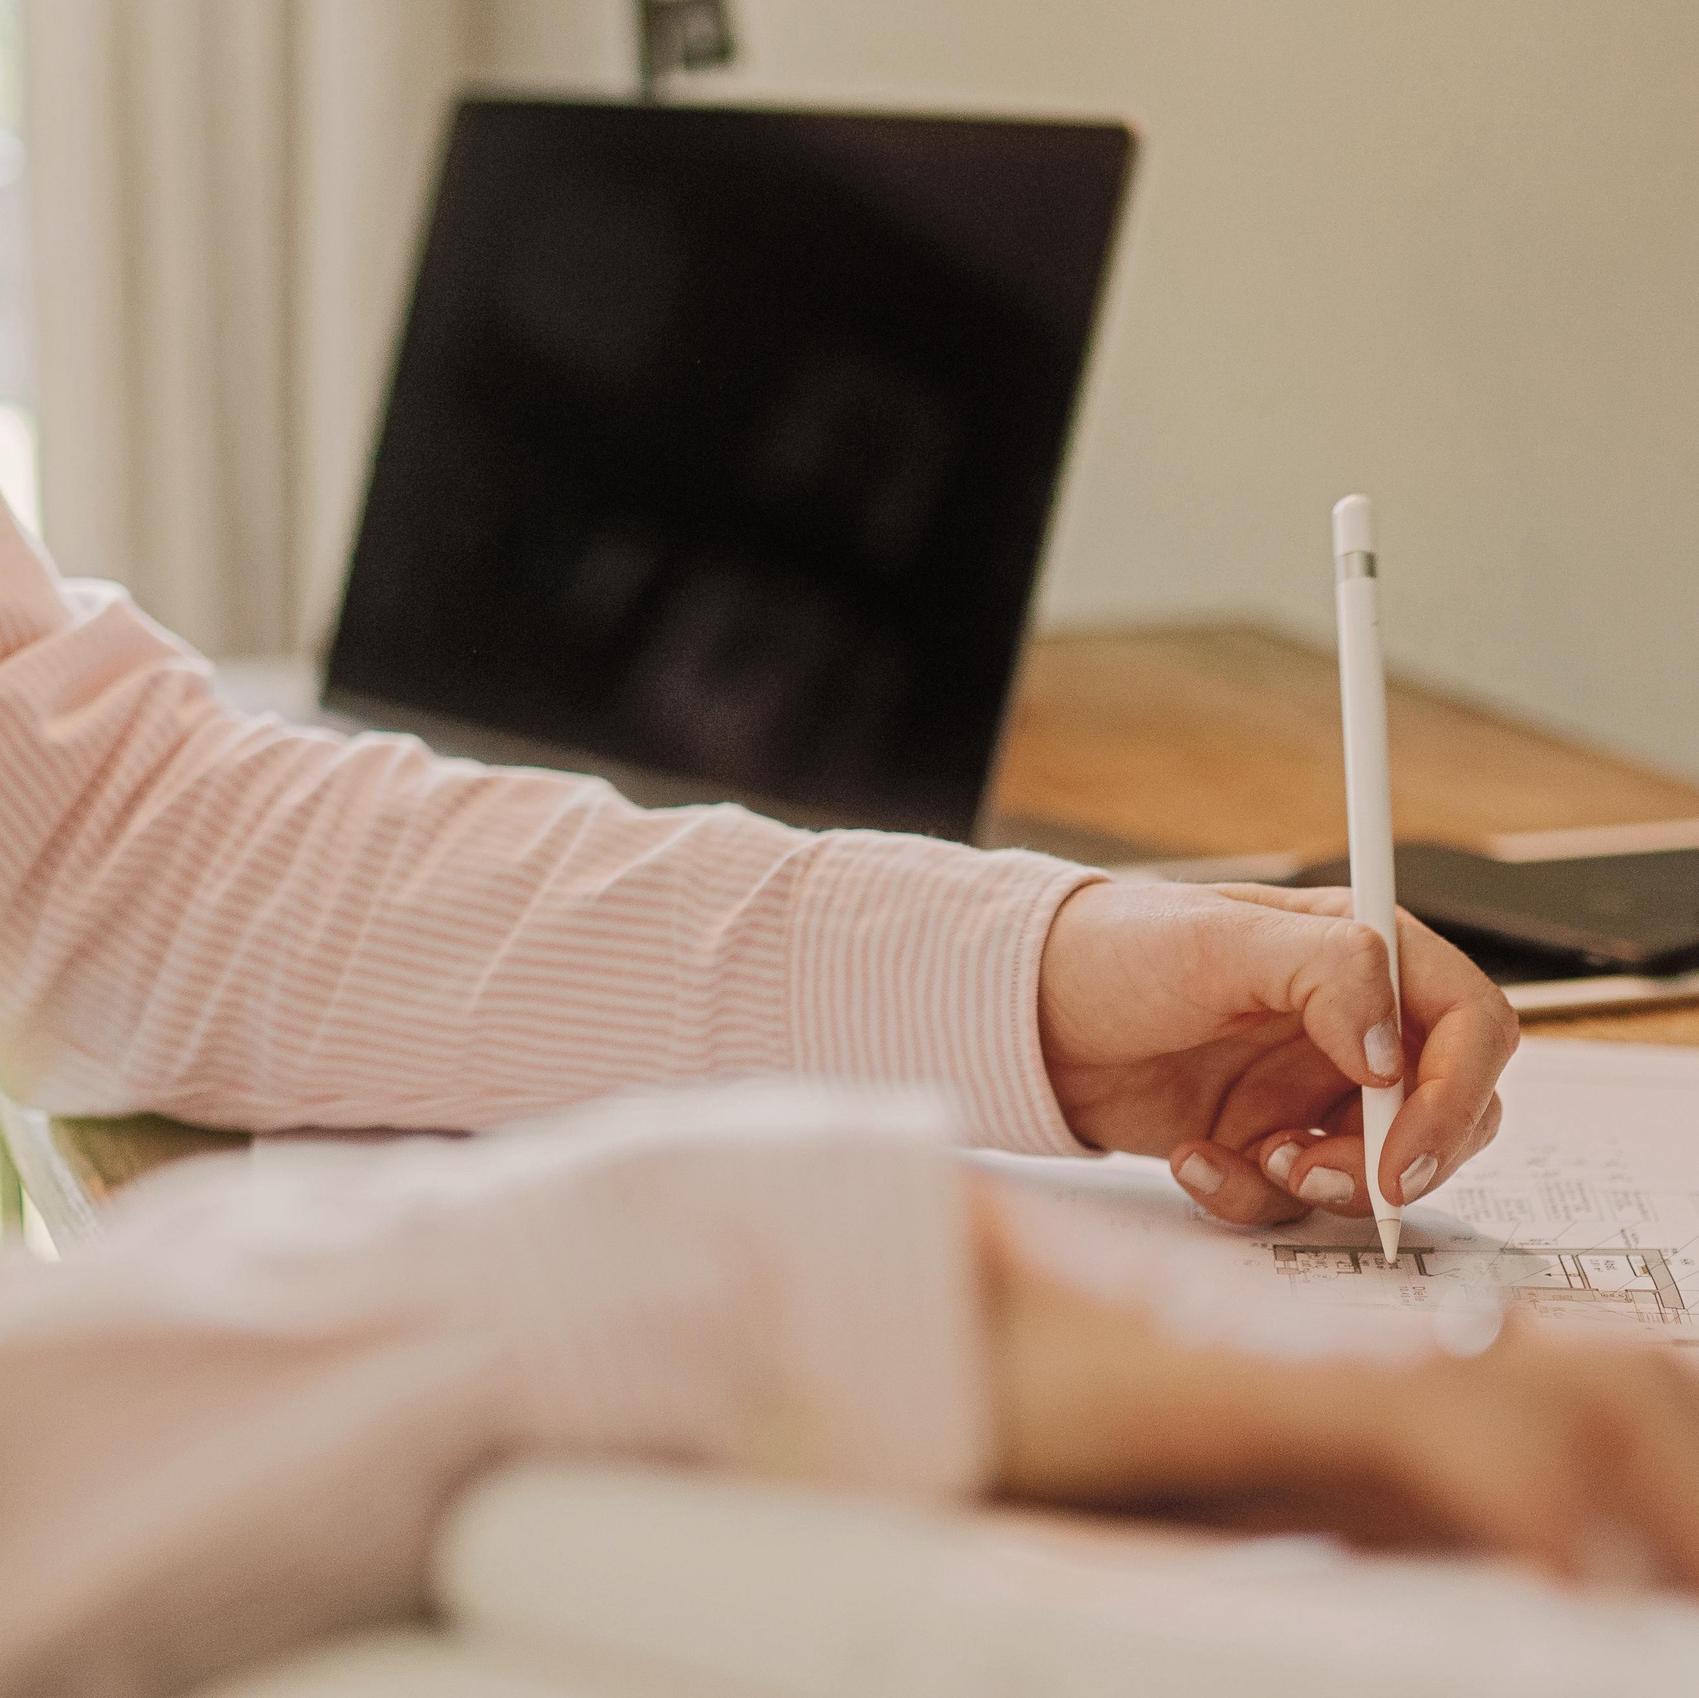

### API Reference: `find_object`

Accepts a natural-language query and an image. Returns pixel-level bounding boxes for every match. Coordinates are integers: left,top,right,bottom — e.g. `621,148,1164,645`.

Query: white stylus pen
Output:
1332,494,1404,1262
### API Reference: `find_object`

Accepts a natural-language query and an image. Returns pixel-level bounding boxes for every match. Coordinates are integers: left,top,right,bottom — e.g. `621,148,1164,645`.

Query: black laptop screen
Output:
326,99,1131,838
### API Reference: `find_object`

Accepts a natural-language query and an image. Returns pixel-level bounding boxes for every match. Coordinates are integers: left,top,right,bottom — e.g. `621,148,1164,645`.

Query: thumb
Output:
1217,905,1403,1088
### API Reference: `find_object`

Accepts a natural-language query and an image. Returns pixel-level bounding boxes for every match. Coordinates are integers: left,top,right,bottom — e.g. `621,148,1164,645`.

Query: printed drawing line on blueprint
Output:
1263,1240,1699,1334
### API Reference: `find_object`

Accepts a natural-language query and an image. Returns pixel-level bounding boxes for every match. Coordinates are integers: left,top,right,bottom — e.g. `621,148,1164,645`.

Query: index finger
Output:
1216,886,1520,1189
1216,885,1517,1071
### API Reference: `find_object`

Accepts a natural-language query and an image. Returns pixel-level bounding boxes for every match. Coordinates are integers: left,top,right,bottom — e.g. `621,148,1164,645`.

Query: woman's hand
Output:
1037,880,1519,1225
975,1176,1699,1589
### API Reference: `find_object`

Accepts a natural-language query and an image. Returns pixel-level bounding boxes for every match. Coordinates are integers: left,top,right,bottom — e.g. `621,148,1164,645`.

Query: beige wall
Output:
474,2,1699,780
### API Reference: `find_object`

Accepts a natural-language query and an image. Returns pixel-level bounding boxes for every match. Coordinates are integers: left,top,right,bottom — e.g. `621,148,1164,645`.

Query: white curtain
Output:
23,0,478,656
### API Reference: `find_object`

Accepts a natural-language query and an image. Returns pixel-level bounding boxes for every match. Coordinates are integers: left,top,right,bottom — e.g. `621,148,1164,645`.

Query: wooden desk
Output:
0,1098,238,1241
8,623,1699,1237
997,625,1699,860
993,624,1699,1047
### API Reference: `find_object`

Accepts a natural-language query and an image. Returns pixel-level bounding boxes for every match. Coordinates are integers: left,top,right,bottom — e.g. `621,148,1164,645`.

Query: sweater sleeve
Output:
0,499,1098,1153
0,1082,995,1697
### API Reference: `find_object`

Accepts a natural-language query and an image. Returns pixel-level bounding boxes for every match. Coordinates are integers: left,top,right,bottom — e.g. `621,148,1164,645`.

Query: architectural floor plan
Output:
985,1039,1699,1347
1265,1240,1699,1334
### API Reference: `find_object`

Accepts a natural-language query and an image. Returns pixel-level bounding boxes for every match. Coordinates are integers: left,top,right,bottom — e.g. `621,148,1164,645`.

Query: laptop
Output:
317,97,1136,851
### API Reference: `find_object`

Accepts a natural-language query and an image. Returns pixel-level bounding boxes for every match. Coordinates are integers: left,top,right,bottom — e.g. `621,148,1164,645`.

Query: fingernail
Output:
1176,1152,1224,1196
1399,1153,1439,1203
1364,1019,1402,1080
1297,1167,1355,1206
1266,1141,1300,1185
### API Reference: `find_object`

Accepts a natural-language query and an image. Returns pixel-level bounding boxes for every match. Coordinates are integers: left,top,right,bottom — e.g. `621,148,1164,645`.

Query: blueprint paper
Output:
979,1039,1699,1351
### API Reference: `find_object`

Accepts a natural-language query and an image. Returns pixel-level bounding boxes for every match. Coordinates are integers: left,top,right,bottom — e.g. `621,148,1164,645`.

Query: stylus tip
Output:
1377,1216,1402,1264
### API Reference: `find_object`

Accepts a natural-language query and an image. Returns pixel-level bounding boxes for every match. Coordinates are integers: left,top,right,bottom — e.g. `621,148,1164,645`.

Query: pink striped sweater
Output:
0,497,1100,1696
0,503,1090,1148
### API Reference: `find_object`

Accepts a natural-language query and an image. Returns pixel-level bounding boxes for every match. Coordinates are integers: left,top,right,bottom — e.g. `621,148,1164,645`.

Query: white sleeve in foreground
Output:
0,1081,993,1698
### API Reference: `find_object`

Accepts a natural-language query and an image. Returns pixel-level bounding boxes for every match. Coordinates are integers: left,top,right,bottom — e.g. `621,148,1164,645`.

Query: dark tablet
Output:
1290,842,1699,974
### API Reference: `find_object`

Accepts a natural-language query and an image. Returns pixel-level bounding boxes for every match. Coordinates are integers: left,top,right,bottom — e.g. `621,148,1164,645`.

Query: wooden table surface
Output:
994,625,1699,1049
996,625,1699,860
13,623,1699,1228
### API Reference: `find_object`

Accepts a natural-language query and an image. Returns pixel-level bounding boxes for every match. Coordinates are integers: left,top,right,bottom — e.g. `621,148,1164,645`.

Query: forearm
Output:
0,503,1093,1146
0,1084,991,1696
